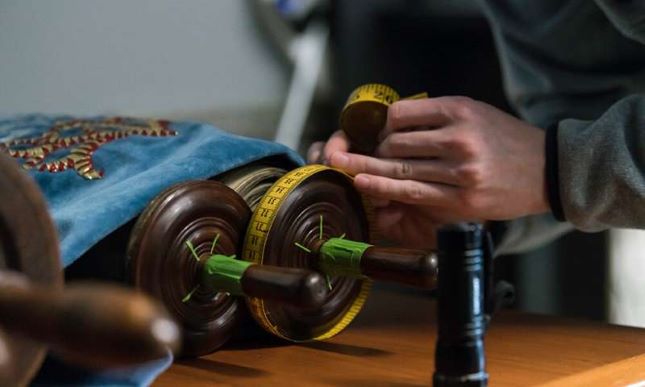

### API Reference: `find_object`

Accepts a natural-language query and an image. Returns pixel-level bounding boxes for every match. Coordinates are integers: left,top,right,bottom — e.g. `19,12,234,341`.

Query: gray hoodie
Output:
476,0,645,254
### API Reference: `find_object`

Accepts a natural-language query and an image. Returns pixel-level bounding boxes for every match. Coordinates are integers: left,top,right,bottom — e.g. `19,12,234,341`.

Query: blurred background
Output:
1,0,643,326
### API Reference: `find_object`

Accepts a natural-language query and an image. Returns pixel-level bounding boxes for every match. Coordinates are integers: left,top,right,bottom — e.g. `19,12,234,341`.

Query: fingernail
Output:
354,175,370,188
331,152,349,168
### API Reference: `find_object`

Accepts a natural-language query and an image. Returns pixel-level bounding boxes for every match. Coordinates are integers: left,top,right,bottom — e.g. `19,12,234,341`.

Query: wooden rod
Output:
242,265,328,308
0,272,180,368
360,247,437,289
201,254,327,308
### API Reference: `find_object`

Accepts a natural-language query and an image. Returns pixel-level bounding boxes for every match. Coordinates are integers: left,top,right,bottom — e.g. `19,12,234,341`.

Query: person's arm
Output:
308,131,573,255
550,94,645,231
325,97,550,223
309,96,553,250
472,0,645,253
309,94,645,251
497,93,645,254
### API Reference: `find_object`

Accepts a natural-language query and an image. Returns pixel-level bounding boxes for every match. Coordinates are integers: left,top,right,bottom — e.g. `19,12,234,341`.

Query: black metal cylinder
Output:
433,223,488,387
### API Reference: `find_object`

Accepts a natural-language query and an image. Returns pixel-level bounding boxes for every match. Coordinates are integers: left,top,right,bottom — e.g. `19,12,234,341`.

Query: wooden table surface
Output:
155,286,645,386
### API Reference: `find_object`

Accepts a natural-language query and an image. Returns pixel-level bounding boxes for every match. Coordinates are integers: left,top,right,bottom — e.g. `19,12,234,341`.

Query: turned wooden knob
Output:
0,273,179,367
242,265,327,308
199,253,328,308
317,238,438,289
360,247,437,289
0,153,180,386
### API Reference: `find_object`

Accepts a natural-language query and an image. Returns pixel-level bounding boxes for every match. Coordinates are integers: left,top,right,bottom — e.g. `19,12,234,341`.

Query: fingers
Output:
375,130,452,159
306,131,350,165
382,98,452,138
330,151,460,185
307,142,325,164
322,130,350,163
353,173,456,206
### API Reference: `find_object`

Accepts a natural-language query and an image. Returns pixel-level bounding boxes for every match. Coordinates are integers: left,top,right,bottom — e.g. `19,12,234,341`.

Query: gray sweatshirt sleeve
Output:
555,95,645,231
498,94,645,254
494,214,573,256
475,0,645,253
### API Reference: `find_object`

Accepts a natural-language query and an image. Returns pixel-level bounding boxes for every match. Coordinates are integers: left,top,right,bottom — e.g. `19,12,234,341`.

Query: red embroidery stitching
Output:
0,117,177,180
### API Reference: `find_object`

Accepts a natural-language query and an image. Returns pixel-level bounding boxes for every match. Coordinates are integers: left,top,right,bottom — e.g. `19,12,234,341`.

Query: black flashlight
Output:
433,223,488,387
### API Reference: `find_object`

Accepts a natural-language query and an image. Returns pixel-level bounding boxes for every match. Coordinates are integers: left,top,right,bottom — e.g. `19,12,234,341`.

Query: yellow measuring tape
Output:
340,83,427,154
242,164,371,341
344,83,401,107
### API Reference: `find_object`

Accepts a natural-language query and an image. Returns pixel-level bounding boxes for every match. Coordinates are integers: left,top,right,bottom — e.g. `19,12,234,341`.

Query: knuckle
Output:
379,133,412,157
378,135,395,156
396,160,413,177
442,137,460,153
404,183,425,201
457,105,475,120
450,96,475,105
452,97,477,119
456,164,484,186
346,155,362,171
307,142,323,160
387,133,407,149
449,131,484,159
375,178,392,196
444,134,475,157
454,135,478,158
388,102,404,125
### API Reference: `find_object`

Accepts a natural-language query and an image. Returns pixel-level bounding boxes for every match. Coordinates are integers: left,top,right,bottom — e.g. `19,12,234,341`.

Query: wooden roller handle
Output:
241,266,328,308
0,328,12,386
360,247,438,289
0,273,180,368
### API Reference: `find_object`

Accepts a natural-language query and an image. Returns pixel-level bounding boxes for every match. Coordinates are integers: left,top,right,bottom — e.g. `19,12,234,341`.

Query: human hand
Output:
307,130,439,249
369,198,440,250
327,96,550,224
306,130,350,165
307,130,440,249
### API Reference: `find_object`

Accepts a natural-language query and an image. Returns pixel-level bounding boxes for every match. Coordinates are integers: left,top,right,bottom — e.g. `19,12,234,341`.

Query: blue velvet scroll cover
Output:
0,115,303,386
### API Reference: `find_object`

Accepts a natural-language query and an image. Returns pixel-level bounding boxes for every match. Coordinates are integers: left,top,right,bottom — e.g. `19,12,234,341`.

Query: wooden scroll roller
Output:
127,180,328,357
240,164,437,342
0,153,180,387
217,159,290,211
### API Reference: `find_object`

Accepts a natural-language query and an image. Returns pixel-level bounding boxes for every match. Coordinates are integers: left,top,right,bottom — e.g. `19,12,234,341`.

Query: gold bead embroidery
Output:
0,117,177,180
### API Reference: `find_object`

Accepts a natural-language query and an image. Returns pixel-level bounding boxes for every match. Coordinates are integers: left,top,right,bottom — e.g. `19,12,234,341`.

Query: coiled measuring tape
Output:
242,164,372,341
340,83,427,154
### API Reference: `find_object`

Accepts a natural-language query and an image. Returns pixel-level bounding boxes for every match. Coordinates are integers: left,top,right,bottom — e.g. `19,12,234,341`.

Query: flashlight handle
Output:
433,223,488,387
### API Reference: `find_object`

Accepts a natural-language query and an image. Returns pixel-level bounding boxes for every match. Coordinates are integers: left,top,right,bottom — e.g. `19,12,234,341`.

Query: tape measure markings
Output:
242,164,371,341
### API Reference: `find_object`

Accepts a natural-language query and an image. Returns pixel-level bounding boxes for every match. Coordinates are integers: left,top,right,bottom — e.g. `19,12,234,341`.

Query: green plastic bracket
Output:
201,254,253,295
319,237,372,277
